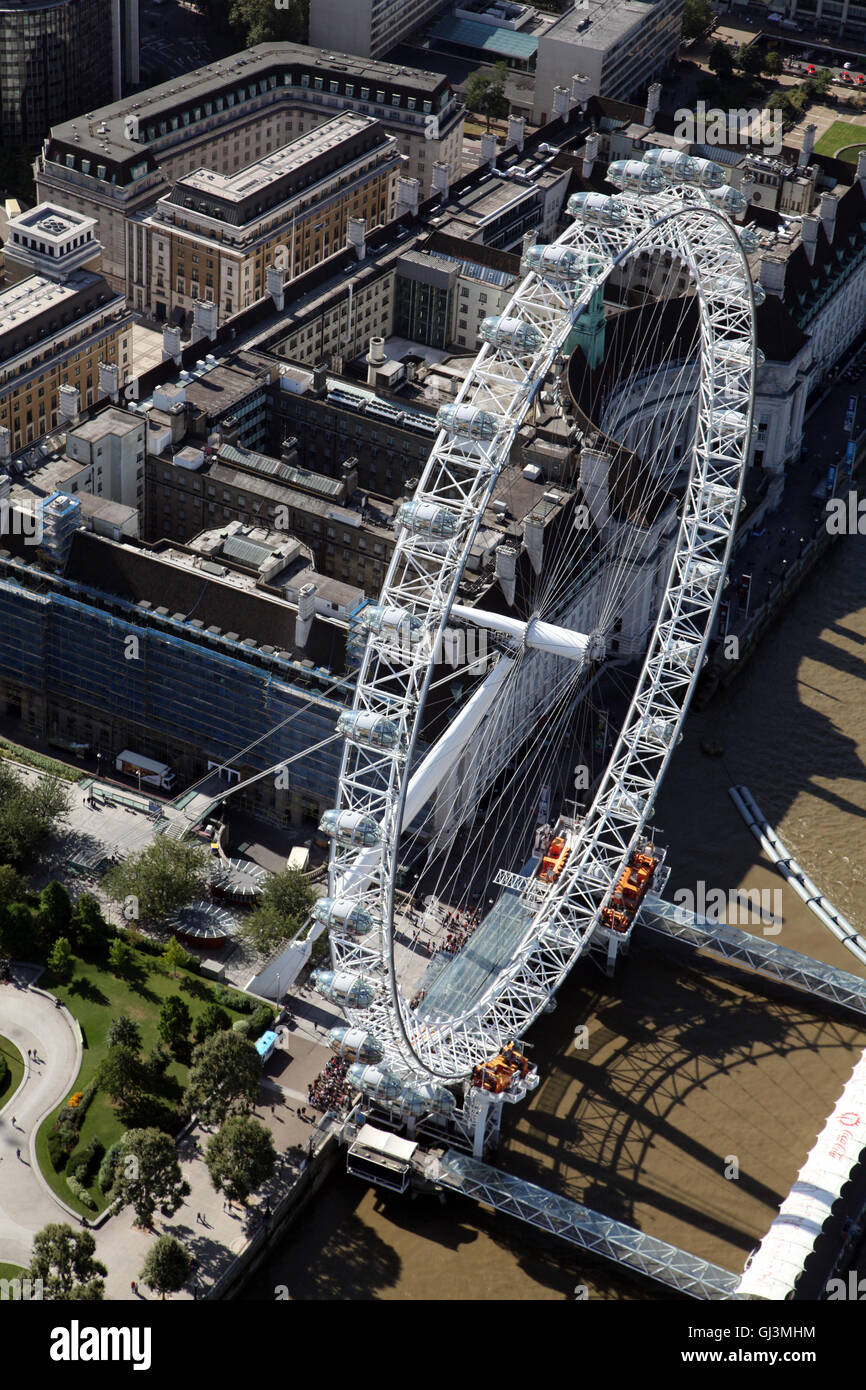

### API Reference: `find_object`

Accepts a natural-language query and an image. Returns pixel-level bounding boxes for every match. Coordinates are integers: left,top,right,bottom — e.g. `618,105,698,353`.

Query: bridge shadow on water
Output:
500,930,866,1274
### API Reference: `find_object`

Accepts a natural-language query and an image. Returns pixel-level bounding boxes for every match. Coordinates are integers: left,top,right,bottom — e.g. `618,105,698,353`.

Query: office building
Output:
130,113,400,326
37,43,464,294
532,0,683,123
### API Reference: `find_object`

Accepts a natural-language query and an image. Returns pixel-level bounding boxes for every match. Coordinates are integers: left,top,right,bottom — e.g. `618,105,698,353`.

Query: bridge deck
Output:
435,1151,741,1299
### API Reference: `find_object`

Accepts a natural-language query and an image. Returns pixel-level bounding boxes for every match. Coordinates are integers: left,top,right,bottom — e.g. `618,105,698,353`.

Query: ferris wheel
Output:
314,152,759,1091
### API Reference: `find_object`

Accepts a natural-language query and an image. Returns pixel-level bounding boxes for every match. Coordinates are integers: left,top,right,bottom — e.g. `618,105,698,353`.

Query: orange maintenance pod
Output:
538,835,571,884
601,849,658,933
471,1042,533,1092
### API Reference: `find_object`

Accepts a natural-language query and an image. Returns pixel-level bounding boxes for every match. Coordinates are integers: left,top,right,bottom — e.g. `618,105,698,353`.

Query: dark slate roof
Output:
755,292,809,363
781,178,866,328
62,531,348,672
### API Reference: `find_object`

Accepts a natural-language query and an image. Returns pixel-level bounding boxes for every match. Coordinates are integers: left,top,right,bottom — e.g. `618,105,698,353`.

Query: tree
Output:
106,1014,142,1052
161,935,190,979
464,61,509,131
193,1000,231,1044
0,902,37,958
185,1030,261,1127
736,43,764,78
709,40,734,81
763,49,783,77
240,867,316,955
682,0,713,41
103,837,210,925
205,1114,276,1205
158,995,191,1054
38,881,72,945
29,1223,106,1300
108,936,136,978
139,1235,192,1300
0,865,27,910
46,935,73,980
0,765,70,868
229,0,307,45
98,1045,143,1107
114,1128,190,1228
68,893,110,957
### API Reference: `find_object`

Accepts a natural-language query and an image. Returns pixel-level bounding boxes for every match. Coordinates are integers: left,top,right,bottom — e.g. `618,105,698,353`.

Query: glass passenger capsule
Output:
567,191,626,225
347,1063,402,1100
328,1027,384,1064
715,275,765,307
311,896,376,935
318,810,381,848
737,225,760,253
606,160,665,193
436,403,505,440
336,710,400,749
522,244,602,281
641,148,725,188
396,499,460,540
478,315,545,353
355,603,425,645
703,185,748,218
311,968,375,1008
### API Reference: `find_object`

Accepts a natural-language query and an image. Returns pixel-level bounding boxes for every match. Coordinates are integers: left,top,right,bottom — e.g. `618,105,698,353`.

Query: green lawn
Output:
35,948,255,1217
0,1262,26,1281
814,119,866,161
0,738,84,782
0,1034,24,1109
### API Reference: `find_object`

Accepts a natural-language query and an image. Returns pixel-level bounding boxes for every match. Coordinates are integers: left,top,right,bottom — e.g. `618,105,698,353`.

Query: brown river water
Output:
245,532,866,1301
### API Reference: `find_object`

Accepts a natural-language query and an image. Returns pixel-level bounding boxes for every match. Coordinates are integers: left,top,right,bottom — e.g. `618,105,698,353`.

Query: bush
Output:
248,1004,276,1034
48,1130,73,1172
69,1137,104,1185
193,1001,231,1044
0,1054,8,1092
66,1172,98,1210
98,1141,123,1194
232,1018,250,1034
214,984,255,1013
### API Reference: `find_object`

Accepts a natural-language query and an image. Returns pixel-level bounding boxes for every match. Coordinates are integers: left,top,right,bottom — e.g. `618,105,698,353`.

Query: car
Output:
807,64,817,73
857,74,865,84
844,61,853,69
840,72,853,82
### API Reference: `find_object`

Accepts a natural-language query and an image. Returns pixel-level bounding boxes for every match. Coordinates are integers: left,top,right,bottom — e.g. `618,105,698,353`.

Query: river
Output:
244,530,866,1301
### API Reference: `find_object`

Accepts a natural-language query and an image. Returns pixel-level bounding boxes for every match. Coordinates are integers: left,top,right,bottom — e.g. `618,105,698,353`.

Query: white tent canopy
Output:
737,1048,866,1299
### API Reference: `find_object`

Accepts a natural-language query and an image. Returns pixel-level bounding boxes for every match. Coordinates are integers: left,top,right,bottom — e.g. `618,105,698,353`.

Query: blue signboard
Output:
826,464,838,497
846,440,856,474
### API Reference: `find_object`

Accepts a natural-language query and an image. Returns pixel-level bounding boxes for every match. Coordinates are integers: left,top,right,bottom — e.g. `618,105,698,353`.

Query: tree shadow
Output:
67,976,109,1006
179,976,211,1001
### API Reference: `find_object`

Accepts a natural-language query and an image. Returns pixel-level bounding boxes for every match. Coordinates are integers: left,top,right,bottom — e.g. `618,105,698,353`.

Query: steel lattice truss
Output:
644,896,866,1019
326,189,757,1083
436,1151,741,1299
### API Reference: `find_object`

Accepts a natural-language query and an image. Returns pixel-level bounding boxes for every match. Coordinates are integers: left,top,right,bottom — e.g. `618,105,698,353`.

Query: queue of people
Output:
307,1056,352,1114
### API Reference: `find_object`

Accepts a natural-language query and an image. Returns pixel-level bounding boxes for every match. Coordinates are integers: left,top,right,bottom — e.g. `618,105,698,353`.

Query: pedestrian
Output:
16,1148,20,1160
131,1281,137,1296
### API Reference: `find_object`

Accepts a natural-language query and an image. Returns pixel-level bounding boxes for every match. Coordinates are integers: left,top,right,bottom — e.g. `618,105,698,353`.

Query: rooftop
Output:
543,0,673,51
45,42,453,173
161,113,393,228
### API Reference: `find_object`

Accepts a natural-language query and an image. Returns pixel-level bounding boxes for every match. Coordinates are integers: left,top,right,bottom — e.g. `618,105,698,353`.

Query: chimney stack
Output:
507,114,525,151
759,256,786,296
819,191,838,243
431,161,450,199
798,123,817,170
347,216,366,261
801,215,819,265
571,74,590,109
395,176,420,218
480,132,498,166
552,85,571,121
582,132,599,178
644,82,661,127
266,264,285,311
161,324,182,365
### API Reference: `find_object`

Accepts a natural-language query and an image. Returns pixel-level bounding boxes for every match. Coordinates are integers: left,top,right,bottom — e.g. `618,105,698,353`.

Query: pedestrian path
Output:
0,977,82,1268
